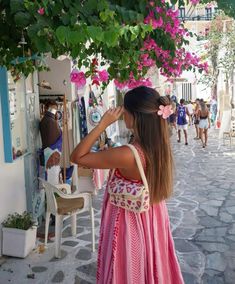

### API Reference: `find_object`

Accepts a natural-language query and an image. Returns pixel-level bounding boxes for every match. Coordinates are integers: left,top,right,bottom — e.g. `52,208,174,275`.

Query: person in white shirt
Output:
186,101,194,126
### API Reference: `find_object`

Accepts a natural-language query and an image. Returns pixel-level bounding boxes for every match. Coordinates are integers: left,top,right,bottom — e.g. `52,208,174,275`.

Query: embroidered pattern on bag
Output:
108,144,150,213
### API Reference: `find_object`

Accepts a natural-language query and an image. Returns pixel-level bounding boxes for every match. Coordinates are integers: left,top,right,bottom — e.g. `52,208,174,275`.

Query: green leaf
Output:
10,0,24,14
32,37,53,53
170,0,178,5
56,26,69,44
83,60,90,68
63,0,71,8
68,30,86,45
87,26,103,42
131,33,137,41
70,16,77,26
138,1,147,14
104,28,119,47
83,0,97,14
130,25,139,35
14,11,31,27
27,24,40,39
51,2,63,15
61,14,71,25
97,0,108,11
71,45,81,59
67,31,80,45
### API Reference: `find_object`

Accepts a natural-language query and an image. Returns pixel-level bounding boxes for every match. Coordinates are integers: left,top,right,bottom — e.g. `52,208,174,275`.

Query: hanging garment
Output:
61,165,74,185
88,90,98,107
39,111,61,149
43,132,62,185
72,100,81,147
79,97,88,139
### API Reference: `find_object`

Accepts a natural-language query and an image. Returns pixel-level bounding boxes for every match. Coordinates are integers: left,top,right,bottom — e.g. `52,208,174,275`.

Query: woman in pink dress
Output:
71,86,184,284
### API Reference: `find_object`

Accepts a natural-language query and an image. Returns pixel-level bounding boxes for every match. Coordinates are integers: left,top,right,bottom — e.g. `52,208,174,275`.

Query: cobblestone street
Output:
0,127,235,284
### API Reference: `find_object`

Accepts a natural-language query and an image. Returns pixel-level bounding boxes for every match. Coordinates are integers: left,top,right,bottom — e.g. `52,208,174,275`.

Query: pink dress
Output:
97,145,184,284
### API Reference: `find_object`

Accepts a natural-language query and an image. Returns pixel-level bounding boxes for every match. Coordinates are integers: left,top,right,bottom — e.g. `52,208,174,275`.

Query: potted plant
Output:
2,212,37,258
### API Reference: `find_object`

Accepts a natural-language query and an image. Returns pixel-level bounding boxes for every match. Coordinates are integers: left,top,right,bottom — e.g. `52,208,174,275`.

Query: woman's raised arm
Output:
70,106,134,169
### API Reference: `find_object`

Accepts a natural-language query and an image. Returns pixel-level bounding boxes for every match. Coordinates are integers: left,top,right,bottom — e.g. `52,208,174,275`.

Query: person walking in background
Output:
71,86,184,284
198,100,210,148
186,100,194,126
193,98,201,140
177,98,189,145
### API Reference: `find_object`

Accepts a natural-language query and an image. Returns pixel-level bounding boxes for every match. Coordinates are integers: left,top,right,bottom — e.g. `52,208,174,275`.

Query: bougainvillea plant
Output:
0,0,233,89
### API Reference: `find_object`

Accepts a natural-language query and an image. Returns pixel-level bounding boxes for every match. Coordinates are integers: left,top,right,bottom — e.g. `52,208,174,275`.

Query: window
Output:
205,7,212,20
179,7,185,20
182,83,192,101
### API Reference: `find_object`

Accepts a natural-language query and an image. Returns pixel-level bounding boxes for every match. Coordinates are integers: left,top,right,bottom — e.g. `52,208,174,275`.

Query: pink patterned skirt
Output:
97,184,184,284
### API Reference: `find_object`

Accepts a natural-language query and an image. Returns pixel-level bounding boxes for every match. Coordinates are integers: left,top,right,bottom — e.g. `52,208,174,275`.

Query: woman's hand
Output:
99,106,124,129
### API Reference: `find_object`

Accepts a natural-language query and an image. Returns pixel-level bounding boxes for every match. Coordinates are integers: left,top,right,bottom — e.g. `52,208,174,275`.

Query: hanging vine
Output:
0,0,234,87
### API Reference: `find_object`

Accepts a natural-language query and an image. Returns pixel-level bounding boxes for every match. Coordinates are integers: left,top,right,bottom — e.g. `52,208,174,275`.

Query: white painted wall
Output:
0,98,27,256
39,55,73,101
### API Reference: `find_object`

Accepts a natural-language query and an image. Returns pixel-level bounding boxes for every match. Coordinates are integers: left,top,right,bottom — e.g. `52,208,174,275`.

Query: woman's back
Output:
199,102,209,118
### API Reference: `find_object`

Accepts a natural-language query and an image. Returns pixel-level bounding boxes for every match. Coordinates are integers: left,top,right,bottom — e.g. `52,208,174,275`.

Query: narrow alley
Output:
0,127,234,284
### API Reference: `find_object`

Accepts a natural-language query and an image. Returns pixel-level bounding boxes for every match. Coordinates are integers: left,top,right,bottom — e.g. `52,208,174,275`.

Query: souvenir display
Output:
88,106,103,127
87,89,104,132
39,94,73,184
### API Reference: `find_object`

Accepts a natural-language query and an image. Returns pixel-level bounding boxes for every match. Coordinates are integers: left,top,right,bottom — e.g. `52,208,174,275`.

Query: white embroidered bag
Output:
108,144,150,213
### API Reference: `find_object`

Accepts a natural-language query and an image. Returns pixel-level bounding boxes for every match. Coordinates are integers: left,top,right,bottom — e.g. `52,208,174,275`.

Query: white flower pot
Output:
2,226,37,258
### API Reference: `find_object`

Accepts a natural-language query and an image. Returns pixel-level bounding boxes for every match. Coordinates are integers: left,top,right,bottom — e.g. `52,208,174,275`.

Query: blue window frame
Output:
0,67,28,162
0,67,13,162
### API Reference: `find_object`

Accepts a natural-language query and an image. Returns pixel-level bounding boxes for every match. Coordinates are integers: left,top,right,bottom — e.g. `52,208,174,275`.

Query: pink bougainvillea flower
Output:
92,75,100,86
157,105,173,119
98,70,109,82
140,54,155,67
190,0,200,5
114,76,152,91
70,69,86,89
144,12,163,29
206,2,214,9
155,17,163,28
37,7,45,15
156,7,163,13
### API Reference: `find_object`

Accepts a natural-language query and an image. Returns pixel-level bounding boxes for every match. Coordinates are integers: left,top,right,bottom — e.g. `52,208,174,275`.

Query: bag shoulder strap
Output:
126,144,149,190
108,144,149,190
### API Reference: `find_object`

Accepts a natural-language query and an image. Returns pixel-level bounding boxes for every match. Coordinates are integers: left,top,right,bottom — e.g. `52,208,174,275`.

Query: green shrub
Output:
2,212,35,230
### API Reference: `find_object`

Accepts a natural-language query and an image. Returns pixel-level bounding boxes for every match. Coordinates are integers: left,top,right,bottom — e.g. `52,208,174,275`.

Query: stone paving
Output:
0,127,235,284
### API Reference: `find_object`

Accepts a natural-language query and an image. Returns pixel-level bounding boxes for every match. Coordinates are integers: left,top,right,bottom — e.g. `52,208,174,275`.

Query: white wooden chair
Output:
39,178,95,258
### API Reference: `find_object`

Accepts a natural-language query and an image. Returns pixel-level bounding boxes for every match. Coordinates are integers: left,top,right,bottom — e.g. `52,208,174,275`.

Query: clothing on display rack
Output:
39,110,61,149
88,90,98,107
43,132,62,184
72,100,81,147
39,95,73,184
79,97,88,139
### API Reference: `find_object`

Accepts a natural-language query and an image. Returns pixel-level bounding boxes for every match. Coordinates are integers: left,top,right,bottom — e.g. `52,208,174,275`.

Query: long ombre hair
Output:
124,86,173,204
200,101,208,113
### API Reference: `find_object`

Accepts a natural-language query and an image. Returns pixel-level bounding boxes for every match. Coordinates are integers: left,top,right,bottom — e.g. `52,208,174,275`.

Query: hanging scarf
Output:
79,97,88,139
